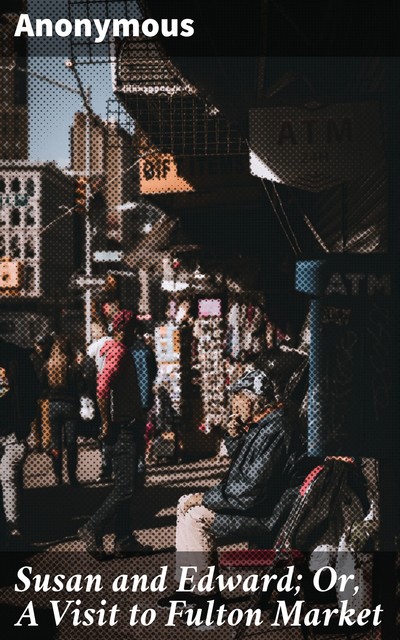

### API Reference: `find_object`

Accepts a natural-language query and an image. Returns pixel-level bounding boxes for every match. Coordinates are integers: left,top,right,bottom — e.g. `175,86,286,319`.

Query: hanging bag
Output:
79,396,96,422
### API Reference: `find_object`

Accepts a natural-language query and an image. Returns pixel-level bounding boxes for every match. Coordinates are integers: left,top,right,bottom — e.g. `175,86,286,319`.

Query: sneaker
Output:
78,526,106,561
114,536,153,558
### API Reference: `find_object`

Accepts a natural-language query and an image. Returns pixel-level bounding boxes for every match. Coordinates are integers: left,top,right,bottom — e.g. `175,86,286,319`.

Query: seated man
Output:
159,363,313,609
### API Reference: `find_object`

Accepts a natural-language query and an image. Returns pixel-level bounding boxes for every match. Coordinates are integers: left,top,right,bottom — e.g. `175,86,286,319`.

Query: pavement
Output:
17,440,230,552
0,442,381,640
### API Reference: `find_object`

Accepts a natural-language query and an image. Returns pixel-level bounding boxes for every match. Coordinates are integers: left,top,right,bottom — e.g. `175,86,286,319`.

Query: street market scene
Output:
0,2,399,639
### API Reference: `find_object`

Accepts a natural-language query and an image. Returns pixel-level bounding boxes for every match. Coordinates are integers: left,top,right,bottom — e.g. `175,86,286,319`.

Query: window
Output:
11,209,21,226
26,179,35,196
24,265,34,291
11,178,21,193
25,207,36,226
25,238,35,258
10,236,20,258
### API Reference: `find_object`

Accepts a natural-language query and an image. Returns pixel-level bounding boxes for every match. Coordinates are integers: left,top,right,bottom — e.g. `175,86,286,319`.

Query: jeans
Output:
0,433,27,525
49,400,78,482
88,426,139,544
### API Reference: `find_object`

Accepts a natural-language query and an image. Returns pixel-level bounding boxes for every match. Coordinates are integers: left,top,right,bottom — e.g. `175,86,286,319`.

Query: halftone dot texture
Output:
1,3,398,638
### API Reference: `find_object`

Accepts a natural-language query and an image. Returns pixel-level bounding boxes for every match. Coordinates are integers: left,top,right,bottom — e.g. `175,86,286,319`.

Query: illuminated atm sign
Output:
295,257,391,301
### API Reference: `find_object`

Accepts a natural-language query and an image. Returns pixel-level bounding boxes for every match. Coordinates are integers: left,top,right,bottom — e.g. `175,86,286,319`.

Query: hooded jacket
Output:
97,339,143,424
203,407,313,543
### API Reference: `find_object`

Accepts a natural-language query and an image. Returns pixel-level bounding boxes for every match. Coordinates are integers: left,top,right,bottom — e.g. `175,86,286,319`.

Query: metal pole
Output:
84,86,92,347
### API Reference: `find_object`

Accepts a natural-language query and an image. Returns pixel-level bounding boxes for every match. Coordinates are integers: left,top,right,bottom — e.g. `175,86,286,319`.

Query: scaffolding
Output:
115,38,245,156
67,0,246,157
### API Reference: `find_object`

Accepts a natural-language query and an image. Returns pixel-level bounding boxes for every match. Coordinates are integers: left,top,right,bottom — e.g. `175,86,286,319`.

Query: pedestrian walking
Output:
30,334,53,452
87,321,113,482
42,336,80,486
78,310,153,560
0,338,39,547
130,323,158,485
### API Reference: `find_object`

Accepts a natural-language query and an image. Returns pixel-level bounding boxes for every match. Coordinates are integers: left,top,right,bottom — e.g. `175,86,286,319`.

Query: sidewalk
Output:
0,448,379,639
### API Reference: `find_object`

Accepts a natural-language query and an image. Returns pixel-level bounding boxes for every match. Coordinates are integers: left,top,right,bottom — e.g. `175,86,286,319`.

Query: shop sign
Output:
139,152,194,194
295,257,395,459
296,258,391,300
249,101,384,191
0,259,23,290
324,272,391,297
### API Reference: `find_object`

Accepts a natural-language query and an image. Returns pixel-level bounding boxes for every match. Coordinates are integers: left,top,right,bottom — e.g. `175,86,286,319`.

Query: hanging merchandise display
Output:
225,299,265,363
174,305,196,435
225,301,241,360
242,301,264,354
154,298,195,438
193,299,227,434
154,323,181,413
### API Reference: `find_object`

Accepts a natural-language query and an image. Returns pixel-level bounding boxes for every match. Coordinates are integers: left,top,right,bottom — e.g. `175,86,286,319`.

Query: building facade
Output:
0,162,74,345
70,111,135,244
0,8,28,161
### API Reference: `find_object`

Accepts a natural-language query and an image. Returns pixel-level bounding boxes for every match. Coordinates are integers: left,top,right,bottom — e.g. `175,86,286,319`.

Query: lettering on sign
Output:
143,157,171,181
321,306,351,326
324,273,391,297
249,102,384,191
139,153,194,195
277,118,352,146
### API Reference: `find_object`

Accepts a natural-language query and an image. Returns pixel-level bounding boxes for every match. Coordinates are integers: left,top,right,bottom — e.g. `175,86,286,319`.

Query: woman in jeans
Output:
42,336,80,486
